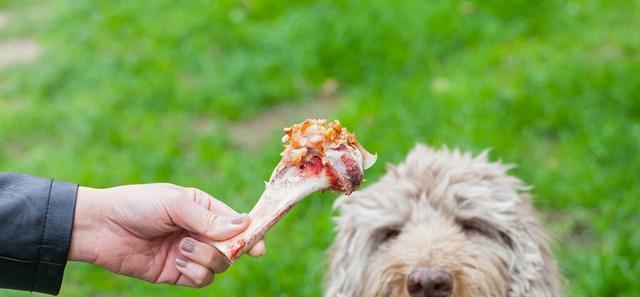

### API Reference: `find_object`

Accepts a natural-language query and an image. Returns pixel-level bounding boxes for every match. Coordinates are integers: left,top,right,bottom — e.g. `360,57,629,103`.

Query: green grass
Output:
1,0,639,296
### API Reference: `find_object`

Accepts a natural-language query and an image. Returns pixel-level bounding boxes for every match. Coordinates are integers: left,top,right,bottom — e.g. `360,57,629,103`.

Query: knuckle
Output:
193,187,207,198
206,213,218,227
203,213,219,234
166,187,188,204
191,187,213,205
186,187,206,202
182,187,198,201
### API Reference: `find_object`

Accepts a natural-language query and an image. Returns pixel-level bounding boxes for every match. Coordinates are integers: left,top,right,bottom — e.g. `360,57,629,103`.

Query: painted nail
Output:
176,257,188,268
181,239,195,253
231,213,248,225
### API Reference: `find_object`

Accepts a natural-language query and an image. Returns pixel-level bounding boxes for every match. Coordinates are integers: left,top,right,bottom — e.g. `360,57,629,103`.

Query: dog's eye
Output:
457,218,514,248
457,218,496,239
378,227,401,243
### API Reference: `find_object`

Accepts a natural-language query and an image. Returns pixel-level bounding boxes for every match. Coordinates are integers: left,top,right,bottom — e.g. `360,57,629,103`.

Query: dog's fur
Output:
325,144,560,297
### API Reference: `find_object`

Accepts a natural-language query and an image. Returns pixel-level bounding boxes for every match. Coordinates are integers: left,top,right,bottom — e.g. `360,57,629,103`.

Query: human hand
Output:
69,183,265,287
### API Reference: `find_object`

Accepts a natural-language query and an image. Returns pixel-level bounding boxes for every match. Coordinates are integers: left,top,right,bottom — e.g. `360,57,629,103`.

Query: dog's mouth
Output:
365,263,473,297
362,261,408,297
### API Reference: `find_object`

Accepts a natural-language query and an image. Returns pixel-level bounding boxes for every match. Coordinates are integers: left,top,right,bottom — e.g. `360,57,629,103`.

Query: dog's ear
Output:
505,195,562,297
467,156,560,297
324,216,372,297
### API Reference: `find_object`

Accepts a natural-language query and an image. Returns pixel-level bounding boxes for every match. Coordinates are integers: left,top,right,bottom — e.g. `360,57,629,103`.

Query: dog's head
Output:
325,144,559,297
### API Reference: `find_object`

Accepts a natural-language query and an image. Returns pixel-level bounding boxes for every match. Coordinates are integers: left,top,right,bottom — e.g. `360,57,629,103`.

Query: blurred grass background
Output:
0,0,638,296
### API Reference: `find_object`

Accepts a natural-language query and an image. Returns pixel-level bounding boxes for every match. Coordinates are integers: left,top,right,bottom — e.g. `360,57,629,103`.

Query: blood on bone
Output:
230,240,246,259
326,160,356,195
300,155,324,176
340,154,363,188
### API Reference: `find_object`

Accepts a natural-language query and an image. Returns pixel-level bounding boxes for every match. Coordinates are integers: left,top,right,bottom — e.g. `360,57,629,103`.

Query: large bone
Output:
213,119,376,263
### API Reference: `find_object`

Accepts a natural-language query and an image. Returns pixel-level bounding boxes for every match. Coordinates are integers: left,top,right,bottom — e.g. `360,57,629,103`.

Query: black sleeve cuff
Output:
0,173,78,296
32,180,79,295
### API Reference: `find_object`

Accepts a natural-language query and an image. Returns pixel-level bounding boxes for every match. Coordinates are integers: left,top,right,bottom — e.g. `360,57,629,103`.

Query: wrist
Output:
69,186,104,263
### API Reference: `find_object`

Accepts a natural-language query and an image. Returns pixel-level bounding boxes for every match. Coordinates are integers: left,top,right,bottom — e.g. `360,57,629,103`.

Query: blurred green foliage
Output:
1,0,638,296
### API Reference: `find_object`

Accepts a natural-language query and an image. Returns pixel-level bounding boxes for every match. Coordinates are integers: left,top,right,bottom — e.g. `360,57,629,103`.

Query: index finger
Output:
187,187,241,216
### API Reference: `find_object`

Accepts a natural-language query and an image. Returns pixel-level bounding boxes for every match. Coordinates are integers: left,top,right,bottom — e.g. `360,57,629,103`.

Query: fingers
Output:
162,186,254,241
158,184,241,216
248,238,266,257
207,213,250,240
175,257,214,288
175,274,196,287
169,200,251,241
186,187,238,216
180,237,230,273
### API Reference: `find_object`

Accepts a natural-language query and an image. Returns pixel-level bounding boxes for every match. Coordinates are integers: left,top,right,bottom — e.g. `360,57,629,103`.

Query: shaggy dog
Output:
325,144,560,297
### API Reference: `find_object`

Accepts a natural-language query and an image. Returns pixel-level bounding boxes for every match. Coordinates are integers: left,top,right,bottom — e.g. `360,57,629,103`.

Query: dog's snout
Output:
406,268,453,297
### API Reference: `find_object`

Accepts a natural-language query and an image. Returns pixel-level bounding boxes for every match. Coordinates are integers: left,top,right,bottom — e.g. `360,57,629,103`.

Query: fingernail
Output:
181,239,195,253
231,213,248,225
176,257,188,268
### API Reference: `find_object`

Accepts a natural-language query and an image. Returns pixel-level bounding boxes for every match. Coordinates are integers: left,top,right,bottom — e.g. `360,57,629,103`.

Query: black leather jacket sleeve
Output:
0,173,78,295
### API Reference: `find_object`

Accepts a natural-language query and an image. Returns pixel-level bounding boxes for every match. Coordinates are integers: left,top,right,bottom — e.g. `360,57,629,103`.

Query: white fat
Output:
324,146,364,178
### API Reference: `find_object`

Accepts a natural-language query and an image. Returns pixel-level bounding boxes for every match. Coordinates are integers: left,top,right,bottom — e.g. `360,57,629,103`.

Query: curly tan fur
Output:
325,144,560,297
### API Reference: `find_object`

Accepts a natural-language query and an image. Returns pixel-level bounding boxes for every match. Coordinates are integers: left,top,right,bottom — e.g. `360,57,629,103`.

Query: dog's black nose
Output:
406,268,453,297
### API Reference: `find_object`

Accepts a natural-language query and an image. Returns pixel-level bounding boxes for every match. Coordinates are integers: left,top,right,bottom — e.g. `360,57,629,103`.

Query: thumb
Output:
171,201,251,241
